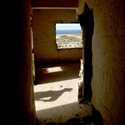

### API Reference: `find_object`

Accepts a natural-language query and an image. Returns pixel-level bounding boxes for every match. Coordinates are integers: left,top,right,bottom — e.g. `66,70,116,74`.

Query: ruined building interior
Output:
9,0,125,125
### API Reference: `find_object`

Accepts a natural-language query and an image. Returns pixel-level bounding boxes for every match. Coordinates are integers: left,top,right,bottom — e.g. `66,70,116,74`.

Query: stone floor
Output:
33,62,100,125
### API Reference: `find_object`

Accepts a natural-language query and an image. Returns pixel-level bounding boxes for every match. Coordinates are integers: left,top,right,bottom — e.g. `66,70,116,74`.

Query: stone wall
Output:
32,9,82,63
78,0,125,124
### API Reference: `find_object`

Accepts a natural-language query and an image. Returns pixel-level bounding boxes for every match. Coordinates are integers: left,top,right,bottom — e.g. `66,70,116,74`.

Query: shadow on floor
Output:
37,103,104,125
35,62,80,84
35,88,72,102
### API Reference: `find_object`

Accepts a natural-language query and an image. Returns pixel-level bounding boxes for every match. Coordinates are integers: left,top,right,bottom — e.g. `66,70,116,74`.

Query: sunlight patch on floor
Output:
42,66,63,74
34,78,79,111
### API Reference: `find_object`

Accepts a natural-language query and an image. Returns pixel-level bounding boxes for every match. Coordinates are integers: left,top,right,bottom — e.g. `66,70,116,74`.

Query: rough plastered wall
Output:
79,0,125,124
32,9,82,63
8,0,37,125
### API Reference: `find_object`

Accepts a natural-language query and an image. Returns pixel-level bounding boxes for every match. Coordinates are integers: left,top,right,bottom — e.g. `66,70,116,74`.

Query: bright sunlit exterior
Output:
56,23,83,49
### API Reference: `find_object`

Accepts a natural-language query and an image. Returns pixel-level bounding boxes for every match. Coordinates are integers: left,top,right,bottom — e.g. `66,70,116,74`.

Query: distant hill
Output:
56,29,82,34
56,35,83,49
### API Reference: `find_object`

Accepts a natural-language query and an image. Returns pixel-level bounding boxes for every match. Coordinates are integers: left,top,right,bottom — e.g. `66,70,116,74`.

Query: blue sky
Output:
56,23,81,30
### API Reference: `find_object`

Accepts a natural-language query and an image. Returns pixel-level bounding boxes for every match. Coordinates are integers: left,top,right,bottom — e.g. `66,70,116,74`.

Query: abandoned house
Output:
7,0,125,125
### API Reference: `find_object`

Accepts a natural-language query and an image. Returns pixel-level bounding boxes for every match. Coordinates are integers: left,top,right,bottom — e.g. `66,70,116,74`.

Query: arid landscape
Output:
56,33,83,49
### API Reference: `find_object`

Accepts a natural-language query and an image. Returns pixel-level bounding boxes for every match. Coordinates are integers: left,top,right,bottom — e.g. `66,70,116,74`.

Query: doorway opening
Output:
31,9,88,124
33,24,84,124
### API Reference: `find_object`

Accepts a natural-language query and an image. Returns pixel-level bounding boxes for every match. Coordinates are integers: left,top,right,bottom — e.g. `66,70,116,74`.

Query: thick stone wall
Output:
32,9,82,63
79,0,125,124
8,0,37,125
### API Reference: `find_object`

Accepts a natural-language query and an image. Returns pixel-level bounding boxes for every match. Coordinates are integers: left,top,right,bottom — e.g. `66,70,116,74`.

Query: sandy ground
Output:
56,34,83,49
34,62,92,125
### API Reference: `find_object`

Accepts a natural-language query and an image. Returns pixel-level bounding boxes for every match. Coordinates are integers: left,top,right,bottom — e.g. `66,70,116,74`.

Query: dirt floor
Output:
33,62,97,125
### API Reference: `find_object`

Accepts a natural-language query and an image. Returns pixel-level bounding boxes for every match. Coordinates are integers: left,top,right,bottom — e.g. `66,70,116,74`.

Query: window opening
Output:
56,23,83,49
